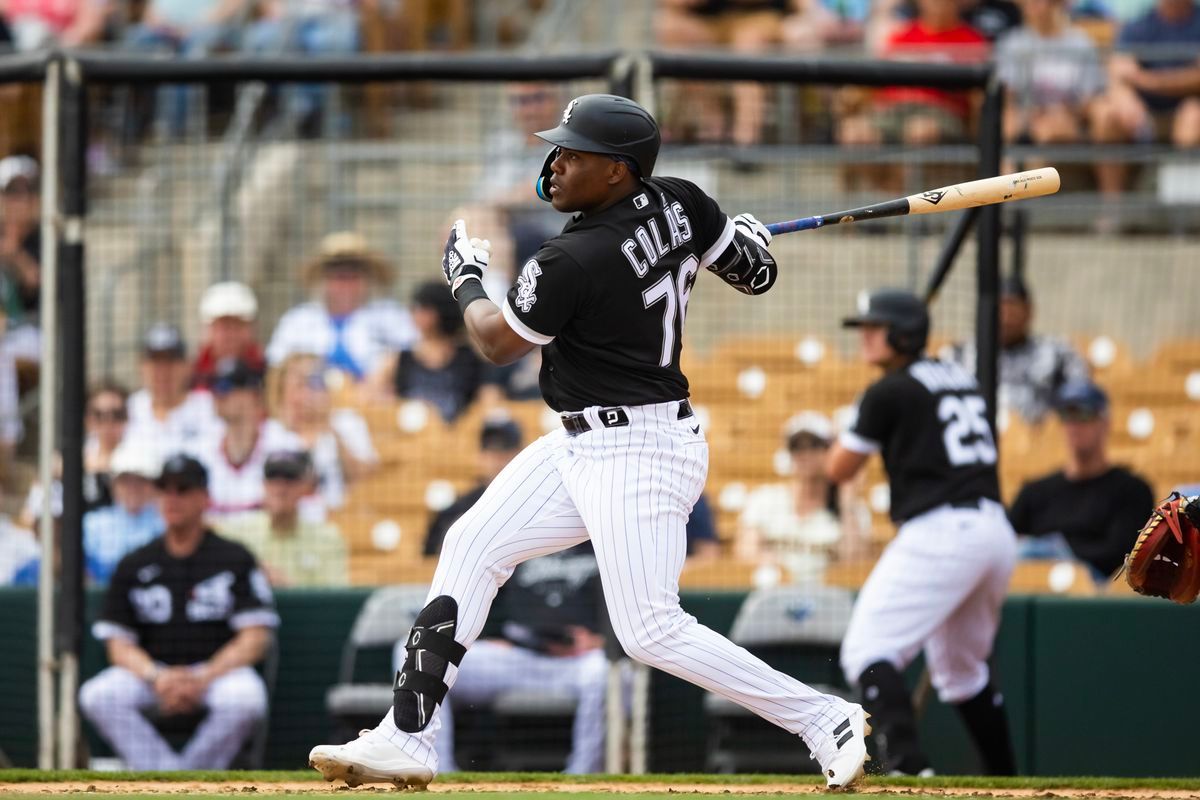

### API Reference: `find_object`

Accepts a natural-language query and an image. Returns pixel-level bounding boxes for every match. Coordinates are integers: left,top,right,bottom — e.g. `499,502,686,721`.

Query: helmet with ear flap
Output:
534,147,559,202
532,94,660,202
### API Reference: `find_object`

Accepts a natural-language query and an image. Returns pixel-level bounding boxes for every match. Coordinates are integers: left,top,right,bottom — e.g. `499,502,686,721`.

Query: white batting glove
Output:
733,213,771,249
441,219,491,299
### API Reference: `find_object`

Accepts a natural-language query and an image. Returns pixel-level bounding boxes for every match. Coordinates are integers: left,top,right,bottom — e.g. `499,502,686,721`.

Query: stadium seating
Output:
327,335,1200,591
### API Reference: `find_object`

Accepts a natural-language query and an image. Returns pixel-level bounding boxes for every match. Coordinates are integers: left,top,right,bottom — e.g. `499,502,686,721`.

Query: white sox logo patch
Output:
515,259,542,313
920,190,947,206
561,98,579,125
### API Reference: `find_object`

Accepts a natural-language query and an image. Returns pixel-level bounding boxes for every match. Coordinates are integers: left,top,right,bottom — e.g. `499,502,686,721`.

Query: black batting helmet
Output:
841,288,929,356
533,94,661,201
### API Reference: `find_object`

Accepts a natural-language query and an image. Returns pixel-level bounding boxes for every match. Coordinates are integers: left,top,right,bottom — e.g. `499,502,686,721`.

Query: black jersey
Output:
495,542,602,652
93,530,279,666
502,177,733,412
845,358,1001,522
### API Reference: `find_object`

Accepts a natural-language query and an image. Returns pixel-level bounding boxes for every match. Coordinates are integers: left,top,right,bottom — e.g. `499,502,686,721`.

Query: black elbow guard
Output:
707,231,778,295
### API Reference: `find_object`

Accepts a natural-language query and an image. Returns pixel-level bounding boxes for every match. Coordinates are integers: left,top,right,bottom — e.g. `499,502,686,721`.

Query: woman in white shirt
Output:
270,352,378,519
735,412,870,583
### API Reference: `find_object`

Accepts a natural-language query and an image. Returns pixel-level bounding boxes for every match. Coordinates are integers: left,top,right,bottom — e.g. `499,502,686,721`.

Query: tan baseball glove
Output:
1123,492,1200,604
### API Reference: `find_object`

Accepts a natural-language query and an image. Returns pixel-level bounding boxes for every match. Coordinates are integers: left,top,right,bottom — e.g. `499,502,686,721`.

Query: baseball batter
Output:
826,289,1018,776
309,94,870,789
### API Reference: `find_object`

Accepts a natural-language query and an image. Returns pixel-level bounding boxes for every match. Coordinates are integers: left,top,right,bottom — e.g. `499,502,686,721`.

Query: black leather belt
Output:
561,400,693,437
950,498,983,510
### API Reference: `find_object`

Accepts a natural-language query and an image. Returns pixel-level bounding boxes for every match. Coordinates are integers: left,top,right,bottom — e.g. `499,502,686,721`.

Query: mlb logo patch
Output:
633,193,648,209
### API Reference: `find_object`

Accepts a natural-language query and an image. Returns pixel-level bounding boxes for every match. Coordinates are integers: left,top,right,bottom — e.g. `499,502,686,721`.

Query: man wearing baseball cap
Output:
218,450,347,587
1008,380,1155,579
125,322,222,457
190,358,303,521
80,454,278,769
192,282,265,390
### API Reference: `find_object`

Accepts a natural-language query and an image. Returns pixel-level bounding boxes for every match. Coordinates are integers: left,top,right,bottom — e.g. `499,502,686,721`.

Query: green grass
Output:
3,769,1200,793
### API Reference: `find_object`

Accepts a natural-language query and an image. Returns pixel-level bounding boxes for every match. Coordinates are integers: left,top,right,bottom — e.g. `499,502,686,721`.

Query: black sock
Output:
955,684,1017,775
857,660,930,774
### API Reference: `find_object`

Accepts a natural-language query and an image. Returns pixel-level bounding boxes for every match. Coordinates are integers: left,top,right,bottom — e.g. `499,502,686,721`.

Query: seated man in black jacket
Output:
79,455,278,770
1008,381,1154,580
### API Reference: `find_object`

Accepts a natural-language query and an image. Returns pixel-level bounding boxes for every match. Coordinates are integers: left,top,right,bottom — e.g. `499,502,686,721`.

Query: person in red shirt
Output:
192,282,265,391
836,0,989,192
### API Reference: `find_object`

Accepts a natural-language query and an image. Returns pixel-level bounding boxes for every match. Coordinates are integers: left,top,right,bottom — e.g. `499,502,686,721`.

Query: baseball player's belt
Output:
561,399,694,437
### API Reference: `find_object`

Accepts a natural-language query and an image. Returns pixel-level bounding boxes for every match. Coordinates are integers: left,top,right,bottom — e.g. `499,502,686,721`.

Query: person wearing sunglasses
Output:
18,380,130,531
1008,380,1155,581
219,450,346,588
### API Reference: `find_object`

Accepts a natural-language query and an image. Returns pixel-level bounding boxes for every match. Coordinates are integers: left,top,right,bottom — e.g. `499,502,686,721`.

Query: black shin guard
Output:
858,660,930,775
955,684,1017,775
393,595,466,733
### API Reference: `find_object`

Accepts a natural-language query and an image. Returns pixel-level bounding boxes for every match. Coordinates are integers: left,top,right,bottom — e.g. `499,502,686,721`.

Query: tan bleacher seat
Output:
333,511,430,556
824,558,1099,595
1149,339,1200,376
679,559,788,589
348,553,439,587
1076,334,1135,380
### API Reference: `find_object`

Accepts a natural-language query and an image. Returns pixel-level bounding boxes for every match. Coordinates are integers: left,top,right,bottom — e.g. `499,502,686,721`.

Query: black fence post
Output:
54,55,88,767
976,77,1003,433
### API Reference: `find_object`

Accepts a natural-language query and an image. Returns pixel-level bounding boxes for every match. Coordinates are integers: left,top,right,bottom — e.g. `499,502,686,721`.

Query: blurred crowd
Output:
0,0,1194,193
0,185,1174,598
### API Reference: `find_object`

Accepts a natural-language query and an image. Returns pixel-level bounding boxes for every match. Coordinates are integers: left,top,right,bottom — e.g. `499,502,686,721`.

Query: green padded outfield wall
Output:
1,588,1198,774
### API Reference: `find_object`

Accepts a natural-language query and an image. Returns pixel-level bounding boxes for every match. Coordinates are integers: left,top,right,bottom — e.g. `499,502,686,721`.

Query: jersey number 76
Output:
641,255,701,368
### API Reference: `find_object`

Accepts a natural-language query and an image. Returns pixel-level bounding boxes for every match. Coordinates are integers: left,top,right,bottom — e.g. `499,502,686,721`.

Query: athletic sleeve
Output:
649,176,734,269
840,381,896,455
1007,482,1034,534
503,246,586,345
93,557,139,643
229,546,280,631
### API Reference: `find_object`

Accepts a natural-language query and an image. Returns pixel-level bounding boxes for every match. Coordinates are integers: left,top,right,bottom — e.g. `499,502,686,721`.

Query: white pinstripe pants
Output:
840,499,1017,704
79,665,267,770
376,400,855,770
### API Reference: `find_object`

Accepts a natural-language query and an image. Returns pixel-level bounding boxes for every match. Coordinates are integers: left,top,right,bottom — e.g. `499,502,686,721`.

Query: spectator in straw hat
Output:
735,411,871,582
266,231,415,381
193,281,265,391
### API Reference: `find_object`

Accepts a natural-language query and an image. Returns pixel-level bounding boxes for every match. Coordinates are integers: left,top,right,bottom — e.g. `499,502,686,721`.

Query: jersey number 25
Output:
938,395,997,467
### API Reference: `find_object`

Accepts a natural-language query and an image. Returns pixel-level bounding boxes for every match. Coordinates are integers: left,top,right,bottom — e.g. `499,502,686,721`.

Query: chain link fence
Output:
0,46,1196,775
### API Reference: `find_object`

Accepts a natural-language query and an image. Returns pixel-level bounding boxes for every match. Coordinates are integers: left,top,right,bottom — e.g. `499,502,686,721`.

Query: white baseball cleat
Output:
309,728,435,789
811,704,871,791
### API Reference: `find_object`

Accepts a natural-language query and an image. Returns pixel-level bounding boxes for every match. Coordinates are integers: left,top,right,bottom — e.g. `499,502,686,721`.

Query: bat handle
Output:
765,216,823,235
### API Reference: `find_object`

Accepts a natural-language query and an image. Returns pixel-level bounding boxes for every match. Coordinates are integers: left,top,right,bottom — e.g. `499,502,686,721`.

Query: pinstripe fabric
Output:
377,400,855,768
840,499,1017,704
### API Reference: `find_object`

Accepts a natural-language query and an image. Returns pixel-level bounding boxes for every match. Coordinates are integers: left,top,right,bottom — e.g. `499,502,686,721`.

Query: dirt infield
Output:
2,782,1199,798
